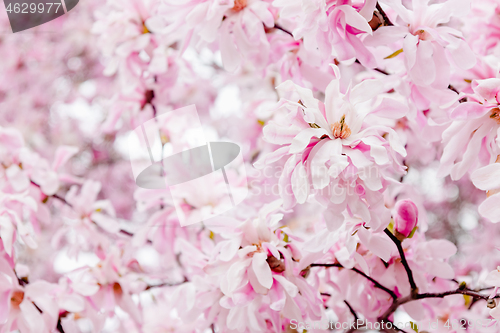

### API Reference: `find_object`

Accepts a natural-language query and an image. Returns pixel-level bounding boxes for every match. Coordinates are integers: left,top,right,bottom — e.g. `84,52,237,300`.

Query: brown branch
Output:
344,300,359,321
145,279,187,290
32,180,146,241
311,263,397,300
31,180,73,207
376,3,394,26
379,288,492,321
312,234,496,327
384,228,418,296
274,24,294,37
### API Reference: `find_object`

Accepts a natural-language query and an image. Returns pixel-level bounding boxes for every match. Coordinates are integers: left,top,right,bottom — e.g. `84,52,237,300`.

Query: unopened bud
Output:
394,199,418,239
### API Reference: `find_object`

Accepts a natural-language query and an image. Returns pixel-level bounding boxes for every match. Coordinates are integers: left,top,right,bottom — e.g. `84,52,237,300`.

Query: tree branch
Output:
274,24,294,37
376,3,394,26
311,263,397,300
344,300,359,322
384,228,418,296
31,180,72,207
379,288,493,321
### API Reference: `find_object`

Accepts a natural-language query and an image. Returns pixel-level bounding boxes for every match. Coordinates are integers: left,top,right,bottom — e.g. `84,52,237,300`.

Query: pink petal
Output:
273,275,298,297
447,39,476,70
478,192,500,223
370,98,409,119
252,252,273,289
403,33,419,70
450,102,490,120
52,146,79,171
289,128,329,154
410,40,435,86
471,164,500,191
219,23,240,72
426,239,457,259
291,163,309,204
337,5,372,34
6,164,29,192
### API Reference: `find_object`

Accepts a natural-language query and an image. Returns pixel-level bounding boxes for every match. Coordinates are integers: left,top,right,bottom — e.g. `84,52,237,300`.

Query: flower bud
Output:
394,199,418,238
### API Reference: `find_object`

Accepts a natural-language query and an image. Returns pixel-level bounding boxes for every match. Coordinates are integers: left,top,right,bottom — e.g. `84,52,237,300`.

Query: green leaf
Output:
408,226,418,239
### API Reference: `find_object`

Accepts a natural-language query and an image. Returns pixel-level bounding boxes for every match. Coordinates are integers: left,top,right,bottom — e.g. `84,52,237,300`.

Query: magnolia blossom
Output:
170,201,323,332
257,66,407,231
439,78,500,180
274,0,377,66
368,0,476,87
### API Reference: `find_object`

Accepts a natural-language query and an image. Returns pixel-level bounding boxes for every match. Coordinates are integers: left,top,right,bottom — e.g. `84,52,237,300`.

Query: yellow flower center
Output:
331,115,351,139
232,0,247,11
10,290,24,309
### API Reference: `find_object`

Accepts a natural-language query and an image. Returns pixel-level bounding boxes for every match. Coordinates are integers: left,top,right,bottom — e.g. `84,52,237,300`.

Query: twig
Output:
344,300,359,321
355,59,390,75
32,180,147,241
379,288,492,321
31,180,73,207
384,228,418,296
311,263,397,300
274,24,294,37
145,280,187,290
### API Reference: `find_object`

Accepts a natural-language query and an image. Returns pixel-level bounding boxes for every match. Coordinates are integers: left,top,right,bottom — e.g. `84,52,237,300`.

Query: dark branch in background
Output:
376,3,394,26
354,59,390,75
311,263,397,300
379,287,494,322
56,317,65,333
145,276,188,290
31,180,72,207
274,24,294,37
344,300,359,321
31,180,153,244
383,228,418,296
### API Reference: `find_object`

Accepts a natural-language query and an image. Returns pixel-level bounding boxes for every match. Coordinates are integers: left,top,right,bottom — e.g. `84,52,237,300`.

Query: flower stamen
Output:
10,290,24,309
331,115,351,139
490,108,500,124
232,0,247,11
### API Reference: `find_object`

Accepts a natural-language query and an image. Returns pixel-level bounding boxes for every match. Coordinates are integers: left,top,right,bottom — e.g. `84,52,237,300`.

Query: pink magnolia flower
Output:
368,0,476,87
161,0,275,71
439,78,500,180
0,258,70,333
174,201,323,332
87,246,145,325
257,66,407,231
273,0,377,67
65,180,120,234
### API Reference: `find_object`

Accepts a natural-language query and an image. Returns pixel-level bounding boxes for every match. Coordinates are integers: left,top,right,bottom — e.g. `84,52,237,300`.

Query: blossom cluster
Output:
1,0,500,332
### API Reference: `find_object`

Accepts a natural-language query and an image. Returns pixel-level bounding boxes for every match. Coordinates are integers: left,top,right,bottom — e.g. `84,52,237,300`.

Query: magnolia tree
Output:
1,0,500,332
